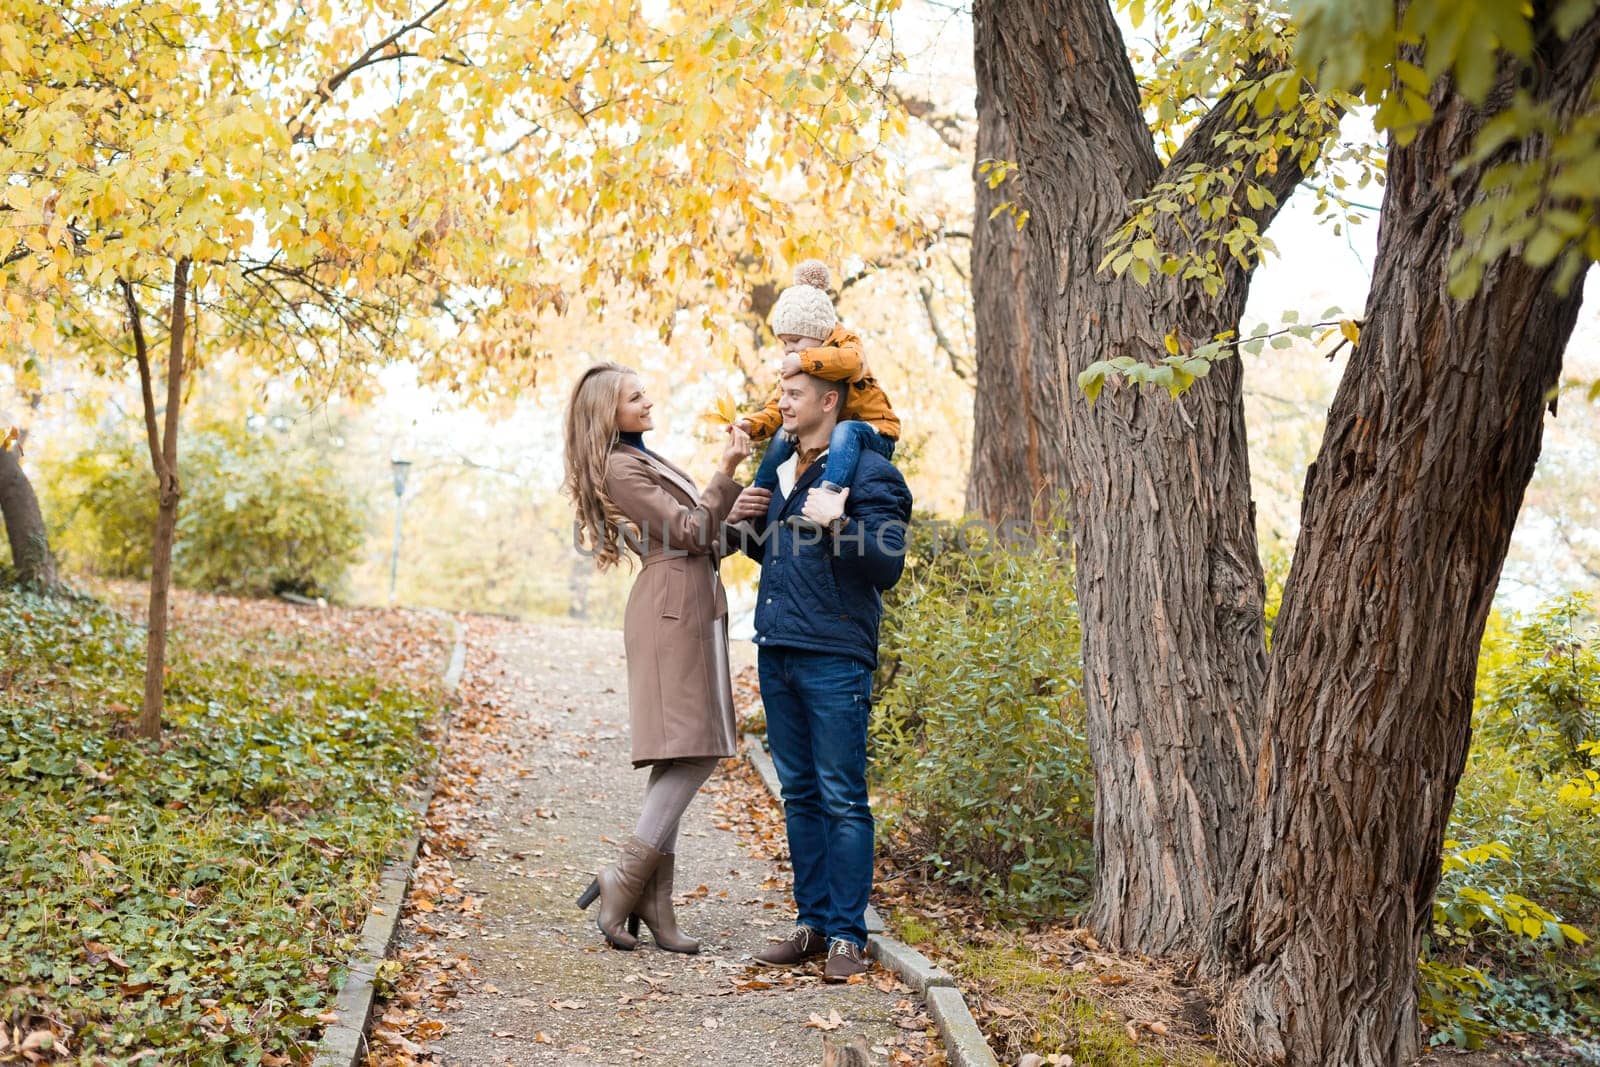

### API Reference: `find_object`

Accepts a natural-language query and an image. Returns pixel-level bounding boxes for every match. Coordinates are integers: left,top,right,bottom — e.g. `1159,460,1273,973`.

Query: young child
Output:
735,260,901,529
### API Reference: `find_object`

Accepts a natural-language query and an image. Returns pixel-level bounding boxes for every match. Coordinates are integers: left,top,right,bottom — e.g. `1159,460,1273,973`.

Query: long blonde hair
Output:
563,361,638,571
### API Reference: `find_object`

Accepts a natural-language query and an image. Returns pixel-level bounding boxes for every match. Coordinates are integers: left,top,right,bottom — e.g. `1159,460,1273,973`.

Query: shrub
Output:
47,426,366,597
871,516,1092,919
1423,594,1600,1050
1474,595,1600,770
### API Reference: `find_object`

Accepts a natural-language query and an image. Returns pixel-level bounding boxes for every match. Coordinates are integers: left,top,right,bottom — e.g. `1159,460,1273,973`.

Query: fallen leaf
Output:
20,1032,54,1053
804,1008,845,1031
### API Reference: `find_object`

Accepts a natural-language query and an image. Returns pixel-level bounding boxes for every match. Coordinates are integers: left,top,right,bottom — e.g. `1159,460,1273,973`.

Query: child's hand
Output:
780,353,803,379
733,417,752,435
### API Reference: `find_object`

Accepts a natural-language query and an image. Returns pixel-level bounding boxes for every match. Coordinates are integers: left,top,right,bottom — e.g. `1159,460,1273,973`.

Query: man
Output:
725,370,913,981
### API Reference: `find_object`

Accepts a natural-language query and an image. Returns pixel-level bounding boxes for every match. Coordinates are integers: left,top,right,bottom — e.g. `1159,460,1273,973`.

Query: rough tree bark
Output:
123,258,191,742
1206,16,1600,1065
966,24,1071,527
977,0,1316,953
0,437,61,592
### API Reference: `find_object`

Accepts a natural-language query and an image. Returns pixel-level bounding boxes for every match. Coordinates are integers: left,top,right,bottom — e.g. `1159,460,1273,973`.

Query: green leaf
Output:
1078,363,1109,405
1524,227,1567,267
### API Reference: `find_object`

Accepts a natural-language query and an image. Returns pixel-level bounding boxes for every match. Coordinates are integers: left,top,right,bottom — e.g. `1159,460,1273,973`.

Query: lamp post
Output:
388,457,412,607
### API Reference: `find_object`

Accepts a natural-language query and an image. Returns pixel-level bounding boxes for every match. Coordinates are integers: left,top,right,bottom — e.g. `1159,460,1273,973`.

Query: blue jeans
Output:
758,647,875,948
753,421,896,492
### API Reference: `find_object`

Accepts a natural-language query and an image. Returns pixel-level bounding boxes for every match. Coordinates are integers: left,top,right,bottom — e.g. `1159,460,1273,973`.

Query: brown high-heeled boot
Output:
632,851,699,954
575,835,661,950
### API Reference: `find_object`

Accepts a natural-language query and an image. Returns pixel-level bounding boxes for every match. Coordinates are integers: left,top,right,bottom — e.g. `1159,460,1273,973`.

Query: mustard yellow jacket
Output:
742,325,901,441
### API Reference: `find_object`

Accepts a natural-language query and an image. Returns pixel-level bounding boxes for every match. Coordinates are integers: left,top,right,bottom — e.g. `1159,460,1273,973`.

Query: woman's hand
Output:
720,424,752,478
728,486,772,523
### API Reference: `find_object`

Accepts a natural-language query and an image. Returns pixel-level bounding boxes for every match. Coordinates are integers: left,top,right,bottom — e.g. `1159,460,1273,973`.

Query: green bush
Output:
48,426,366,597
1423,595,1600,1051
870,516,1091,919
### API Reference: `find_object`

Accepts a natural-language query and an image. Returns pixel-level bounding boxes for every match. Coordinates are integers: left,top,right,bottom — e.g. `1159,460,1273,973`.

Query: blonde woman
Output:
563,361,752,952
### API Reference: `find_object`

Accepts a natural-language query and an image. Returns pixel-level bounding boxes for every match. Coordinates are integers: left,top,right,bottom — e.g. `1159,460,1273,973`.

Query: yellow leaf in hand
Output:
699,390,739,427
1,426,19,453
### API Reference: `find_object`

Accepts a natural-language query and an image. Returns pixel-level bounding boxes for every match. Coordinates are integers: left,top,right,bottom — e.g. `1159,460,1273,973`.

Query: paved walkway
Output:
393,620,923,1066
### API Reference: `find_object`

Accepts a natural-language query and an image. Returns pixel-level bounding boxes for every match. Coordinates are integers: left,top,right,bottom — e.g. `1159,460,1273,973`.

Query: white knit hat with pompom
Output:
768,260,838,342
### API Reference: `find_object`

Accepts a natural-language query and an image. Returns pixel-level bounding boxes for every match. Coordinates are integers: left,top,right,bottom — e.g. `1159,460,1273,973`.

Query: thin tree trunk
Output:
978,0,1315,952
966,25,1070,527
124,259,190,742
0,437,61,592
1208,18,1600,1065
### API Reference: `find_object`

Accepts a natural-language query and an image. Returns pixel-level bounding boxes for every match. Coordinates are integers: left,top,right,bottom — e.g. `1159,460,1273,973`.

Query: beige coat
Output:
604,445,742,767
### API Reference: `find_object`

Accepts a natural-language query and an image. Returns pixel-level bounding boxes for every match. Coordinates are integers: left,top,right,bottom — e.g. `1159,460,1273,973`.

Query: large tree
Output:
976,0,1343,952
1204,4,1600,1064
978,0,1600,1061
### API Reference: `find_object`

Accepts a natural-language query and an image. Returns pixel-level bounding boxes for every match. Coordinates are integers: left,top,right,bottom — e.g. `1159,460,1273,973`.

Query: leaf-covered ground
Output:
0,585,452,1064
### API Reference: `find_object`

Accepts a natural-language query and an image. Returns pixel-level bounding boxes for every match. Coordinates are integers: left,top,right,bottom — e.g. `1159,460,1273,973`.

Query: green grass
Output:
889,912,1229,1067
0,588,443,1064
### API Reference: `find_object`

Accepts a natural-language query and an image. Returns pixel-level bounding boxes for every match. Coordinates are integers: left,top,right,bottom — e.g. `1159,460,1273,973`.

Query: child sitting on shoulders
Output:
735,260,901,529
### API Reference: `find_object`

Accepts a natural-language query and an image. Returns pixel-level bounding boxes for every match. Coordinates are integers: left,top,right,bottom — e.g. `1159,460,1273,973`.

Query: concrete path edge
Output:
741,732,1001,1067
312,612,467,1067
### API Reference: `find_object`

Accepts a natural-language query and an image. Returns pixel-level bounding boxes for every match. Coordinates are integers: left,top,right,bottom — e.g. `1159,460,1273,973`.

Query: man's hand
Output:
728,486,773,523
801,485,849,527
780,353,803,379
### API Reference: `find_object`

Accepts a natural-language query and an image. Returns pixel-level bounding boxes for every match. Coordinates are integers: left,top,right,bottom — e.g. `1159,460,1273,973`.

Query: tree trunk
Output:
0,438,61,592
978,0,1315,952
126,258,191,742
1208,20,1600,1066
966,26,1070,527
142,474,180,740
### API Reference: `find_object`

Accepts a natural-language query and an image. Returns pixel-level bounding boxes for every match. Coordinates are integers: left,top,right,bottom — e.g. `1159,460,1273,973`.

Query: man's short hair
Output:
805,374,845,410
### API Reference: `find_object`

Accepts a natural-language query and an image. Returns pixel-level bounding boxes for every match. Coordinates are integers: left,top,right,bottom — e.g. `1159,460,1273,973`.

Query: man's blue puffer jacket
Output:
730,450,913,669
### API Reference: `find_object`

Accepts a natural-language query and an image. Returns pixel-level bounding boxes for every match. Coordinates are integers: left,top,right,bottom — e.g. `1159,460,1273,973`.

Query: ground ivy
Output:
0,590,441,1063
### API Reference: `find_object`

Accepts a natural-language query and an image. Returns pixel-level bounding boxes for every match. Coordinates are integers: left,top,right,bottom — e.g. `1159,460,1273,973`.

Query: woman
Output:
563,361,751,952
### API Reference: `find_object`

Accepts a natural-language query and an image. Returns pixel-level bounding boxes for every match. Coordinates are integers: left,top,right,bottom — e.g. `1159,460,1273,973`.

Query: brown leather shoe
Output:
632,852,699,954
753,924,826,967
822,938,869,982
575,835,661,950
